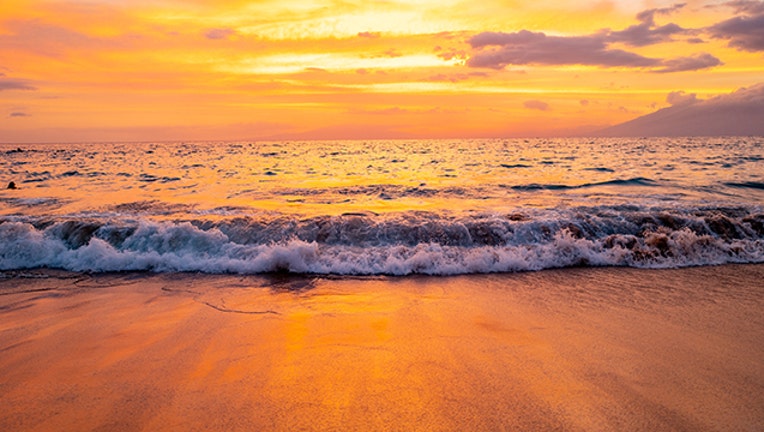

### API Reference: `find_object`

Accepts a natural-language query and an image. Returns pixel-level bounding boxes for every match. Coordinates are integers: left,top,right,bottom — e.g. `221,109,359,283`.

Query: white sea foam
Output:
1,208,762,275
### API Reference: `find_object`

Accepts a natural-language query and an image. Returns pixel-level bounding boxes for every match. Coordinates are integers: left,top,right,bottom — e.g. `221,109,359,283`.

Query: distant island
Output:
597,83,764,137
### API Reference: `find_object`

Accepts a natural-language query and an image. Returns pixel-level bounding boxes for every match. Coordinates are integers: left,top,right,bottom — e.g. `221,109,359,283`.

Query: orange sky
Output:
1,0,763,142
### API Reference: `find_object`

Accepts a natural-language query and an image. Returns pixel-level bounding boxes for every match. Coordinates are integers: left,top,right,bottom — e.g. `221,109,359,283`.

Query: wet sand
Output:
1,265,763,431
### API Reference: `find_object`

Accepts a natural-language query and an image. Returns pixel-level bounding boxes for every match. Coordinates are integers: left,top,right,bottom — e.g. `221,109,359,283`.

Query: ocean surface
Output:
1,138,762,275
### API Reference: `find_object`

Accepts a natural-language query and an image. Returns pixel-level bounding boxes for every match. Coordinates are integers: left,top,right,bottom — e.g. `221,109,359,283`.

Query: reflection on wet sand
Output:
1,265,763,431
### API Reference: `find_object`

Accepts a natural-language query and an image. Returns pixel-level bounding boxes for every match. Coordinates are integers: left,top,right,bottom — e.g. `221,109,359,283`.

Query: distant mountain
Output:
596,83,764,137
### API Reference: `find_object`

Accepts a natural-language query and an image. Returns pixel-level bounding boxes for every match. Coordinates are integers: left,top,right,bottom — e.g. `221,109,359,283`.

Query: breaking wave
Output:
2,205,762,275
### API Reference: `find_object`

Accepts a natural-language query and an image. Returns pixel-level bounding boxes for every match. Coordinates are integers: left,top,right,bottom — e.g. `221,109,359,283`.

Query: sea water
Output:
1,138,762,274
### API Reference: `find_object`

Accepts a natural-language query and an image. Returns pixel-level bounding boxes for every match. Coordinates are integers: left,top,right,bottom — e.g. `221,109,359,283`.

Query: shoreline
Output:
2,264,763,431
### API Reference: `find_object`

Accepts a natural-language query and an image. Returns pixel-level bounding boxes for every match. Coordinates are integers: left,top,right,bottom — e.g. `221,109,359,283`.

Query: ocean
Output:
1,137,762,275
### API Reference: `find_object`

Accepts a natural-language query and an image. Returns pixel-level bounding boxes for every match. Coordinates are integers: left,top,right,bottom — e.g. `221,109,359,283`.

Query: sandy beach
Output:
1,264,763,431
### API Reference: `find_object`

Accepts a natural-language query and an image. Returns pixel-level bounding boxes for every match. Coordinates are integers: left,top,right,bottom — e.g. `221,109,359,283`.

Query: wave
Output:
1,206,762,275
500,163,533,169
725,181,764,191
507,177,658,191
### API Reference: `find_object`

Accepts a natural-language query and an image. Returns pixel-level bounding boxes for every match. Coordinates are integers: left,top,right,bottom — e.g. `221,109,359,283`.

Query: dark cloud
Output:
9,112,30,117
524,100,550,111
709,12,764,51
635,3,686,26
466,4,727,72
608,22,686,47
723,0,764,15
655,53,722,73
204,28,236,40
0,79,36,91
666,90,699,106
609,3,688,47
467,30,659,69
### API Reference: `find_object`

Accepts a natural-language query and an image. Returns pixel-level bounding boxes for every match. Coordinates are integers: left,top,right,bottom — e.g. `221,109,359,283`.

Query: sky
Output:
1,0,763,142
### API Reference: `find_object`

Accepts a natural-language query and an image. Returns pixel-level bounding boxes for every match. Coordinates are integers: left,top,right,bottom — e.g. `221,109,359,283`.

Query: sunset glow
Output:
1,0,763,142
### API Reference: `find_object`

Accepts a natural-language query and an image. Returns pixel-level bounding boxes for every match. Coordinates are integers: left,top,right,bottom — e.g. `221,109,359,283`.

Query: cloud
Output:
524,100,550,111
382,49,402,58
720,81,764,106
357,32,381,38
204,28,236,40
580,99,590,106
0,79,36,91
666,90,699,106
9,112,30,117
434,46,467,61
709,12,764,51
655,53,723,73
467,4,725,72
0,19,107,57
723,0,764,15
635,3,687,25
467,30,722,73
608,22,686,47
609,3,688,47
467,30,660,69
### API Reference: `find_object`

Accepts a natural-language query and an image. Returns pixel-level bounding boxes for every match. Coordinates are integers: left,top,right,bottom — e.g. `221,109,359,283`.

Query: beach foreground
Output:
1,265,763,431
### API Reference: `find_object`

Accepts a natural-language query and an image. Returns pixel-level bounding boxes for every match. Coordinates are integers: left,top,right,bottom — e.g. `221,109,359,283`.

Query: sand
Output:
1,265,763,431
